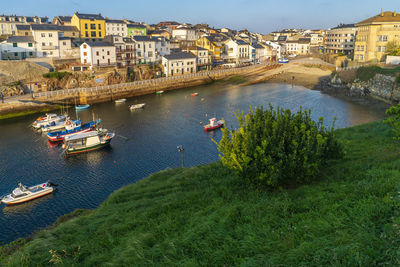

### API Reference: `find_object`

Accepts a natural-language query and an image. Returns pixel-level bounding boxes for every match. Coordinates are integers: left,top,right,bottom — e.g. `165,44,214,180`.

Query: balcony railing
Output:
116,48,135,53
41,45,57,50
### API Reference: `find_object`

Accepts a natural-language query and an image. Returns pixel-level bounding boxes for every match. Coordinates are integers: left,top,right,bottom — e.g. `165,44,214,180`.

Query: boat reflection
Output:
2,194,54,216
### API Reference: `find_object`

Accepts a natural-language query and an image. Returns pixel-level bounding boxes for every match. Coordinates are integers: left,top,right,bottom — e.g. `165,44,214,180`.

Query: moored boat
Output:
115,99,127,104
1,182,54,205
191,93,199,97
32,114,66,129
129,103,146,110
46,119,100,143
156,91,164,95
278,58,289,64
41,119,81,133
76,104,91,111
63,128,115,155
203,118,224,131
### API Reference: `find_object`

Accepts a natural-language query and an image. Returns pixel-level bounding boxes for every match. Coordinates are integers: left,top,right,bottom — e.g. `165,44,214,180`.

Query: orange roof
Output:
356,11,400,26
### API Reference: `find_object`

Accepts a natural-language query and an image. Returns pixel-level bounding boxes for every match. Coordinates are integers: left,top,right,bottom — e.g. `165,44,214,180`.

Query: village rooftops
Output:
105,19,126,24
55,16,72,23
6,36,34,43
163,51,196,60
356,11,400,26
332,23,356,29
127,24,146,28
16,24,31,30
235,39,249,45
30,24,78,31
74,12,104,20
251,43,264,49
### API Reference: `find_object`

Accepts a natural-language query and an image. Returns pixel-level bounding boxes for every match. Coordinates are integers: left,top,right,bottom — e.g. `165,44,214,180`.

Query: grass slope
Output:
2,122,400,266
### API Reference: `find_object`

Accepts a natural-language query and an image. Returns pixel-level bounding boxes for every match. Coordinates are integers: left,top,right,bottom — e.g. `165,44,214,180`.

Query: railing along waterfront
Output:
33,62,277,99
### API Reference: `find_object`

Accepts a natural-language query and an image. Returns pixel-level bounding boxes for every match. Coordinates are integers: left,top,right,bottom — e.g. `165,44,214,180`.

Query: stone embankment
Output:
0,63,280,116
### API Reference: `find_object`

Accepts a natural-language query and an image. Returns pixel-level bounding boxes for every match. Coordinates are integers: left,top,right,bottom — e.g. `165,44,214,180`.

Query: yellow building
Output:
355,11,400,62
196,35,225,61
71,12,106,39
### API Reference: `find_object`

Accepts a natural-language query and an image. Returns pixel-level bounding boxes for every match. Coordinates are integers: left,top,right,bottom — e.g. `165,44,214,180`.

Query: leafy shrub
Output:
384,104,400,139
43,71,71,80
216,105,343,189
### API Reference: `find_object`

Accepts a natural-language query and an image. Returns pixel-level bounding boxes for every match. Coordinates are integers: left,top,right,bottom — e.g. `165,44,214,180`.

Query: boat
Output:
203,118,224,131
76,104,91,111
129,103,146,110
63,128,115,155
156,91,164,95
278,58,289,64
191,93,199,97
1,182,54,205
32,114,66,129
41,119,81,133
46,119,100,143
115,99,127,104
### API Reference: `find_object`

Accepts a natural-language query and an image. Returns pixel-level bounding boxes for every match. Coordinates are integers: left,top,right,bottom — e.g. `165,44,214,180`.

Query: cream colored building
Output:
0,15,48,36
162,52,197,77
355,11,400,62
106,19,127,37
325,24,357,56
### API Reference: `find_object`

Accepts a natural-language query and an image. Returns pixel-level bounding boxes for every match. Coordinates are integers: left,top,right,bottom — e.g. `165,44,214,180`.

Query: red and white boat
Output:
204,118,224,131
191,93,199,97
1,182,54,205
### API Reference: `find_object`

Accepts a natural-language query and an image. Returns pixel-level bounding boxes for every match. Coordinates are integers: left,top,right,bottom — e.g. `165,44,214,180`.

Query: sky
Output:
2,0,399,34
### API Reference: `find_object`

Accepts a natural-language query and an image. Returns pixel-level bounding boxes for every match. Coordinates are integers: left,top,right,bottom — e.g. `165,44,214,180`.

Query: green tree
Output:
216,105,343,189
384,104,400,139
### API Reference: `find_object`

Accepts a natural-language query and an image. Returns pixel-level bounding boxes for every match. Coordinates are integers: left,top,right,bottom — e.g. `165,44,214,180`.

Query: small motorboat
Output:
278,58,289,64
115,99,127,104
204,118,224,131
32,114,66,129
41,119,81,133
156,91,164,95
1,182,54,205
129,103,146,110
191,93,199,97
63,128,115,155
47,119,100,143
76,104,91,111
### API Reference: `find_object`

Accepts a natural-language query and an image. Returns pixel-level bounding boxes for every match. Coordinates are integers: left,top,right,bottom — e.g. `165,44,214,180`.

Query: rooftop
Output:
163,51,196,60
127,24,146,28
332,23,356,29
74,12,104,20
83,41,114,47
55,16,72,23
356,11,400,25
106,19,126,24
6,36,34,43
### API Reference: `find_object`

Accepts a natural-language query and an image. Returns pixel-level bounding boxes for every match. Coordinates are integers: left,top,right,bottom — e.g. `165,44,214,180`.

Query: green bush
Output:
43,71,71,80
384,104,400,140
216,105,343,189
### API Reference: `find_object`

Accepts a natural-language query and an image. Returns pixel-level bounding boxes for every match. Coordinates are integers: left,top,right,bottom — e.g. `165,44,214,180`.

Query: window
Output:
83,44,87,49
99,31,102,37
98,24,101,30
149,43,152,48
42,42,45,46
29,52,33,56
85,32,89,37
137,44,140,48
91,31,96,37
90,24,96,30
49,42,52,46
28,43,32,47
107,51,110,55
62,41,66,46
148,51,153,57
96,51,99,56
49,33,52,37
14,52,18,57
85,24,88,30
378,35,388,42
41,33,45,37
84,52,87,56
13,43,17,47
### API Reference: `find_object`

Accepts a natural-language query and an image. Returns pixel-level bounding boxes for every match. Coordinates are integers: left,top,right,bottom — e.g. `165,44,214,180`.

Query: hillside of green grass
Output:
1,121,400,266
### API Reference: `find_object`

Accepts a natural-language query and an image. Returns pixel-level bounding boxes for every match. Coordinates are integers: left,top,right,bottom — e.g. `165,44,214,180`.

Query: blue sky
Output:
2,0,398,33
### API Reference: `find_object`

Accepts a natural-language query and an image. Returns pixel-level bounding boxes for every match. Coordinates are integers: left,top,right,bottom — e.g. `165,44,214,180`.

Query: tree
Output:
386,41,400,56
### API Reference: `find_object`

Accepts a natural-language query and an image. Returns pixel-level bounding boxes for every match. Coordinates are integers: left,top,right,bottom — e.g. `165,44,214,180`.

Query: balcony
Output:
42,45,57,50
116,48,135,53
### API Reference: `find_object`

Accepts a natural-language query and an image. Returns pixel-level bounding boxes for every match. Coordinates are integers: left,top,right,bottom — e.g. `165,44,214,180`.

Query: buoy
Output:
200,122,203,124
113,160,116,164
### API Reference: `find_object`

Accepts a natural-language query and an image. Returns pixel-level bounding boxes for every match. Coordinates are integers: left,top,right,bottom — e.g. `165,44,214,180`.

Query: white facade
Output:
224,39,250,64
264,41,283,58
162,52,197,77
80,42,116,67
0,36,36,60
172,27,197,41
132,36,156,64
154,37,170,61
106,20,127,37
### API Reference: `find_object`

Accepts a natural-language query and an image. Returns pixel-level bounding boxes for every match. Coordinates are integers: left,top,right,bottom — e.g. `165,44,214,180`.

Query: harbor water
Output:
0,83,389,244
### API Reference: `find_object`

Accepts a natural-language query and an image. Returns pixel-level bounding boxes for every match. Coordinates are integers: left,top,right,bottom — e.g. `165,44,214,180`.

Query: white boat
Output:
129,103,146,110
1,182,54,205
32,114,66,129
115,98,127,104
63,129,115,155
278,58,289,64
41,119,81,133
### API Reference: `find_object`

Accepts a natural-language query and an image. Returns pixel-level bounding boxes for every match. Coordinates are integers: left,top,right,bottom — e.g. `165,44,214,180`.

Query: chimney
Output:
394,12,397,17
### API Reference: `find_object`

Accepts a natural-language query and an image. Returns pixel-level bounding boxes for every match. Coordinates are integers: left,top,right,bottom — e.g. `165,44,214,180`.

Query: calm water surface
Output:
0,83,389,244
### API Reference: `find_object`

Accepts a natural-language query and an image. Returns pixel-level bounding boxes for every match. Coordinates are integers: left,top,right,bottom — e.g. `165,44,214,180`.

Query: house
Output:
0,15,48,36
250,43,266,63
264,41,283,58
162,51,197,77
106,19,127,37
132,36,156,64
31,24,76,57
71,12,106,40
104,35,135,67
285,38,310,56
196,35,226,61
154,36,171,61
149,29,171,39
52,16,72,26
223,39,250,64
80,42,116,67
172,25,197,41
0,36,36,60
127,24,147,37
260,43,278,61
187,46,211,70
16,24,32,36
325,24,357,56
157,21,180,33
354,11,400,62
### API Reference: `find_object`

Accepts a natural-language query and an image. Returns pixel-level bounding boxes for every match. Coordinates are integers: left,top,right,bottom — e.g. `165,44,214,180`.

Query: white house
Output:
106,19,127,37
0,36,36,60
264,40,284,58
286,38,310,56
80,42,116,67
154,36,171,61
188,46,211,70
132,36,156,64
162,51,197,77
250,43,266,63
172,25,197,41
224,39,250,64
